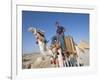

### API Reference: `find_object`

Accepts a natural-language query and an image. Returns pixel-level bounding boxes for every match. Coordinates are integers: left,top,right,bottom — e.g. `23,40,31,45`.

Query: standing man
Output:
55,21,66,52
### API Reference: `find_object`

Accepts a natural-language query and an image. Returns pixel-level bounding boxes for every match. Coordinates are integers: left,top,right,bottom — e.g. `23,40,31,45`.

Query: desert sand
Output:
22,41,89,69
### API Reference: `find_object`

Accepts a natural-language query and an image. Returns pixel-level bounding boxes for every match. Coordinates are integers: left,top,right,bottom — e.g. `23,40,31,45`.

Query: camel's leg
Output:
64,59,69,67
57,49,64,67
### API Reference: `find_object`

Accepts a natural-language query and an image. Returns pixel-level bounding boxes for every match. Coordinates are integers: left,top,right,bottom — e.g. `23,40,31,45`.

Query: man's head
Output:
55,21,60,28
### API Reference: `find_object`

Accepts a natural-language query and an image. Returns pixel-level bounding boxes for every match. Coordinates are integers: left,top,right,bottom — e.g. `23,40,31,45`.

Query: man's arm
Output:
61,26,65,32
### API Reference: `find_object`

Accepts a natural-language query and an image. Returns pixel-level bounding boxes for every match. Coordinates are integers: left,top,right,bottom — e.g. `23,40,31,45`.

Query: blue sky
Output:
22,11,89,54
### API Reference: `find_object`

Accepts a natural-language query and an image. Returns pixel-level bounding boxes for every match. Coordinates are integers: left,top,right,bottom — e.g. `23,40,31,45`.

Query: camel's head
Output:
28,27,46,43
28,27,37,35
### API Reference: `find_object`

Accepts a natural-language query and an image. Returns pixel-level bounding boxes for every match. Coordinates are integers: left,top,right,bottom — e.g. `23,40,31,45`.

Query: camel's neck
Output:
37,39,44,46
37,39,47,55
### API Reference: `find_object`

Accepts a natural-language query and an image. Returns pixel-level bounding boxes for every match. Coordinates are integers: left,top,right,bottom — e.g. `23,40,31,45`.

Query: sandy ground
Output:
22,53,53,69
79,49,89,66
22,49,89,69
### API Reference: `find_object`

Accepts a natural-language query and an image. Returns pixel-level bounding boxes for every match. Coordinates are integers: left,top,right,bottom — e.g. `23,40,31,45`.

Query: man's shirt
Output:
56,26,64,35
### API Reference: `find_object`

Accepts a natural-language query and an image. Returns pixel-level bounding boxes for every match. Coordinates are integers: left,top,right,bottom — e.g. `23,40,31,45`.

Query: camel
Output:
28,27,89,68
28,27,64,67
